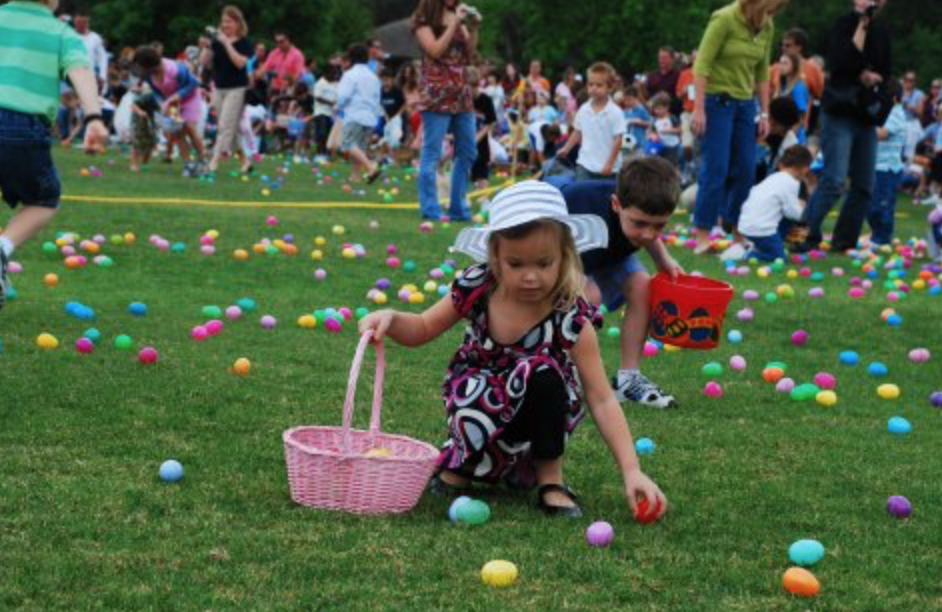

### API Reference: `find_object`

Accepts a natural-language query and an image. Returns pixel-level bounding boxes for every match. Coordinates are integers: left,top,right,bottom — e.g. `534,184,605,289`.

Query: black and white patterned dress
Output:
438,263,603,483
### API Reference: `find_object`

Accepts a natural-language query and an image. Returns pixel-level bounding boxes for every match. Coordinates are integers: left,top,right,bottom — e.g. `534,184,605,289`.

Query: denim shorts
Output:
0,108,60,209
587,253,647,311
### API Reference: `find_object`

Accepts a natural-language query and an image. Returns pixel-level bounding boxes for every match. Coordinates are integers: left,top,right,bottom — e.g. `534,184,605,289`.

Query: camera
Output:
205,26,218,38
864,1,879,19
460,4,482,23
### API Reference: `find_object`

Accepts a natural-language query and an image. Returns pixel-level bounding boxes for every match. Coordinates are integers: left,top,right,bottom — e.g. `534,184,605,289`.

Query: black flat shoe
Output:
428,471,472,498
536,483,583,518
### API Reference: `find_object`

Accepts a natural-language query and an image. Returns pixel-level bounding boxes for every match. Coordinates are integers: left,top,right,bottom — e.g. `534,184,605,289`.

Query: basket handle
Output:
341,331,386,451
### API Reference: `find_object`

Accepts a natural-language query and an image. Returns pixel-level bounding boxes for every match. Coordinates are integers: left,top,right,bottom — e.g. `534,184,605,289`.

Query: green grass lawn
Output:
1,148,940,611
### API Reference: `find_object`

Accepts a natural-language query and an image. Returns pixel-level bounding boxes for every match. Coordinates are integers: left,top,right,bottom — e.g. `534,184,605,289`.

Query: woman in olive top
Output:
691,0,789,255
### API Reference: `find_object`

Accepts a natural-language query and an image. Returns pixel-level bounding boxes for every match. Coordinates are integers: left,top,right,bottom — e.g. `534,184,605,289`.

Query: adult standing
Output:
692,0,784,255
769,28,825,131
73,11,108,91
256,33,305,97
202,6,253,174
411,0,480,221
798,0,892,253
646,47,681,115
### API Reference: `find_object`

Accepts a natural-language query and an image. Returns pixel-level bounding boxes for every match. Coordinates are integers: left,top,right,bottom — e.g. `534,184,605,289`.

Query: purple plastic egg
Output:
260,315,277,329
930,391,942,408
808,287,825,298
729,355,747,371
586,521,615,547
325,318,342,333
743,290,760,301
887,495,912,519
776,377,796,393
791,330,809,346
736,308,754,322
376,278,391,290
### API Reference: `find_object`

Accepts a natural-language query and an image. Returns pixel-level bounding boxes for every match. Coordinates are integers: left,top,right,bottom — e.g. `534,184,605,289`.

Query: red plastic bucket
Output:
648,273,734,349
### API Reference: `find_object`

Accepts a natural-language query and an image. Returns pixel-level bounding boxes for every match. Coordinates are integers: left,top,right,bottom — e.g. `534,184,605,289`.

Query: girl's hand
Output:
624,469,668,519
658,256,684,281
692,108,707,136
358,310,395,342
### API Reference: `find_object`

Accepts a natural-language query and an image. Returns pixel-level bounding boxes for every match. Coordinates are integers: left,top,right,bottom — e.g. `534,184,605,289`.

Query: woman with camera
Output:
411,0,481,221
797,0,892,252
201,6,254,175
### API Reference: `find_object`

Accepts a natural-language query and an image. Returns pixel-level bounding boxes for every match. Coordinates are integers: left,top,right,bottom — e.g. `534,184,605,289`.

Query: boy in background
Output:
337,43,381,183
0,0,108,311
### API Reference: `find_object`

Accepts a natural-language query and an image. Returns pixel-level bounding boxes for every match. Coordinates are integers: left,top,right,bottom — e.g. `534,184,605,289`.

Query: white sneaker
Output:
921,194,941,207
720,242,748,261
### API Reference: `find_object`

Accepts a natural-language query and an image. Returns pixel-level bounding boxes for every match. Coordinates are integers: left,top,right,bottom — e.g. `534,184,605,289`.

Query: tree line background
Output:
32,0,942,83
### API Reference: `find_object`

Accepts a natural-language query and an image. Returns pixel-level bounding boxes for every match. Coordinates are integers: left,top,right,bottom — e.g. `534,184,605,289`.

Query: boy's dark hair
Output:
783,28,809,53
132,46,162,72
380,67,396,80
623,84,641,98
769,96,801,129
649,92,671,109
779,145,813,169
616,157,680,216
886,78,903,103
347,44,369,65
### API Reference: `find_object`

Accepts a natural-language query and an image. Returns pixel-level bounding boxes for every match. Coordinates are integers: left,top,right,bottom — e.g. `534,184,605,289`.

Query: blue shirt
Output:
337,63,381,129
787,80,810,144
624,104,651,149
876,104,906,173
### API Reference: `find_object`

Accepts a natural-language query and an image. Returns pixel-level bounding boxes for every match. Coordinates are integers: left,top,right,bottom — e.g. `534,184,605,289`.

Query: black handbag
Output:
822,79,893,126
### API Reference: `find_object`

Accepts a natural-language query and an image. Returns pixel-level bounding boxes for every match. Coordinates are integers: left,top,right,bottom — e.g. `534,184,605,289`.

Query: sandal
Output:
366,168,382,185
428,471,472,498
536,483,583,518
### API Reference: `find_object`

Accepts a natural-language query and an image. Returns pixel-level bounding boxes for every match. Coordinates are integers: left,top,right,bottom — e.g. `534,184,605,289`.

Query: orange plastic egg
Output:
783,567,820,597
762,367,785,383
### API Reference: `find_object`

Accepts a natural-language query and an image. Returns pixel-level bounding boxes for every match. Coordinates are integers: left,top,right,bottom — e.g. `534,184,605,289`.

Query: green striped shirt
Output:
0,1,90,122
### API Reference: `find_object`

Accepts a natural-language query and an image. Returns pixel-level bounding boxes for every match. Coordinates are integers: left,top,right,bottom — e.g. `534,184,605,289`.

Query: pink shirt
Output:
261,46,305,92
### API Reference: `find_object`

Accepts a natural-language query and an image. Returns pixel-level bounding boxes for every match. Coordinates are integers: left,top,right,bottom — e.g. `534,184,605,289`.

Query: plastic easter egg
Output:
877,384,900,400
775,377,795,393
402,260,417,272
586,521,615,547
44,273,59,287
887,495,912,518
341,247,356,259
762,368,785,384
233,358,251,376
75,337,95,354
848,287,866,298
331,225,345,236
813,373,836,390
225,306,242,320
607,327,621,338
789,539,825,567
816,390,838,407
191,326,209,341
908,348,930,363
634,497,663,524
138,346,159,364
202,305,223,319
742,290,760,301
205,320,224,336
642,341,658,356
260,315,277,329
296,315,316,329
729,355,747,371
808,287,825,298
84,328,101,343
727,329,743,344
930,391,942,408
114,335,133,350
159,459,184,483
408,292,425,305
791,330,809,346
36,333,59,349
448,496,473,523
868,362,888,377
791,384,820,402
839,351,859,366
324,318,342,333
233,249,249,261
887,416,911,435
783,567,820,597
635,438,656,455
701,362,724,378
457,499,491,525
237,298,257,312
314,268,327,281
703,381,724,398
481,560,518,588
765,292,778,303
736,307,754,322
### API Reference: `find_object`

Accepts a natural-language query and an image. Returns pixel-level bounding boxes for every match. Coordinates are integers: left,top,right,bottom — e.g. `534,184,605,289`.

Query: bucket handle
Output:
341,331,386,453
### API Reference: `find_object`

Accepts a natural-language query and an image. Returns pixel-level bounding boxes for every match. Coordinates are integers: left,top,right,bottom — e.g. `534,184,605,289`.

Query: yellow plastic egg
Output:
374,292,388,305
36,333,59,349
776,284,795,298
124,232,136,244
787,270,798,279
233,249,249,261
44,273,59,287
261,188,271,197
403,284,418,293
664,344,682,353
311,249,323,261
877,384,900,400
816,390,838,407
314,236,327,247
364,447,392,458
252,243,267,254
408,292,425,305
757,267,770,279
342,247,356,259
481,560,518,588
332,225,345,236
206,229,220,240
424,281,438,292
273,239,286,250
297,315,317,329
913,279,926,290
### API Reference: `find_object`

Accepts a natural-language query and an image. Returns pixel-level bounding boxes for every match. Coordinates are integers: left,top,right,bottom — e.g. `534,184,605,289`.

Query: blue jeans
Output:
867,170,901,245
418,111,477,220
694,94,757,231
804,111,877,248
745,233,786,262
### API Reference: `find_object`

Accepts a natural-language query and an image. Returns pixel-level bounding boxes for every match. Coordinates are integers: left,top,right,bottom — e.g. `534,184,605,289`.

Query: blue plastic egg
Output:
84,328,101,343
727,330,743,344
888,416,912,436
128,302,148,317
159,459,184,482
237,297,257,312
887,314,902,326
448,496,472,523
635,438,656,455
839,351,859,366
788,539,825,567
868,362,889,377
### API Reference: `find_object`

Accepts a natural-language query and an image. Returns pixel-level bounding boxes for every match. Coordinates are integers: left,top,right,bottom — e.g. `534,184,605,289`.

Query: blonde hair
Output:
587,62,617,88
487,220,585,311
221,5,248,38
739,0,788,32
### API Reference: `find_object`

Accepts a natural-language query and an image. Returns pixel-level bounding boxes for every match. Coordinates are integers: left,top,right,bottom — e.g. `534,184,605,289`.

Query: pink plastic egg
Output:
729,355,747,371
791,330,809,346
75,337,95,354
776,378,796,393
909,348,931,363
205,320,224,336
813,372,837,390
325,318,342,333
260,315,277,329
191,326,209,341
848,287,866,298
138,346,159,364
225,306,242,320
642,342,659,357
703,382,724,398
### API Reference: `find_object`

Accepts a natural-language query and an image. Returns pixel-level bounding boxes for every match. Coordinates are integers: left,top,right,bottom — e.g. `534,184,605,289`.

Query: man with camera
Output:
796,0,892,253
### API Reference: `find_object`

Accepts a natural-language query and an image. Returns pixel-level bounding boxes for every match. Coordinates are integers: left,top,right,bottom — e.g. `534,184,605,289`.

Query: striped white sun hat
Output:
453,180,608,262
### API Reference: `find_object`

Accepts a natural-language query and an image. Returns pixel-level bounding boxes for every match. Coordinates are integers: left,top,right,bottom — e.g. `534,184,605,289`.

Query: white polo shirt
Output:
738,171,804,238
574,98,626,174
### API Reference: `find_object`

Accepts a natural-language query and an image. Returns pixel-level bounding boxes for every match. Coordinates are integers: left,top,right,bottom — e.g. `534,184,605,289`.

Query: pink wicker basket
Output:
283,331,440,514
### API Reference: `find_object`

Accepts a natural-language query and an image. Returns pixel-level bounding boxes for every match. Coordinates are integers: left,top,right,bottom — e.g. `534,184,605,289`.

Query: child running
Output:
358,181,668,519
